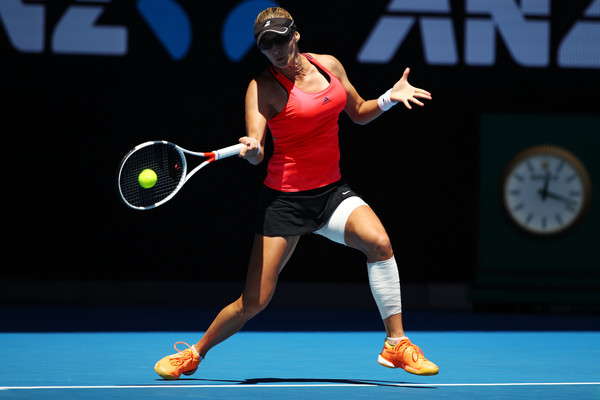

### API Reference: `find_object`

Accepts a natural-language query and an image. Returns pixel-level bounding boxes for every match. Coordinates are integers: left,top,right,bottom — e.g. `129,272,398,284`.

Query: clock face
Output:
501,145,592,236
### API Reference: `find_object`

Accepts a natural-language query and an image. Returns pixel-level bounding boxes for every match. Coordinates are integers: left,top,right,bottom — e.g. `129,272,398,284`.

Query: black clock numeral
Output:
526,162,535,175
555,214,563,225
513,173,525,183
513,203,524,212
566,174,576,183
526,213,534,225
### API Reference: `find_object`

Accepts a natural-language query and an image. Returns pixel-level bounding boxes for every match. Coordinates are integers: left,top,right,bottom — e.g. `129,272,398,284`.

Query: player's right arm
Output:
240,73,270,165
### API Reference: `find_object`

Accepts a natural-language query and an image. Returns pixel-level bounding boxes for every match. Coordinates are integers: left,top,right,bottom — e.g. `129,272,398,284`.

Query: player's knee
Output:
347,228,393,261
365,233,393,262
239,295,270,321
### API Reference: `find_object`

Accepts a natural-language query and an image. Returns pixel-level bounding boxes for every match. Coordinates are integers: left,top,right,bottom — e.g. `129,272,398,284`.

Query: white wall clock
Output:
501,145,592,236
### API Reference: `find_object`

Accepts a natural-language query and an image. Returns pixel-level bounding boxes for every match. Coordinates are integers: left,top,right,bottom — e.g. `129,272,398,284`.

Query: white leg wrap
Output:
367,256,402,320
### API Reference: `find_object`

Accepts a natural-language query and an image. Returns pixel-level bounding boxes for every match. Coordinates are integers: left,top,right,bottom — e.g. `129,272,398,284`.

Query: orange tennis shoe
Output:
154,341,202,380
377,337,439,376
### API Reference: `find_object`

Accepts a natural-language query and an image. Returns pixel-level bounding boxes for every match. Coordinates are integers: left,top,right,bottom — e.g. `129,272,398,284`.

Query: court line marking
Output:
1,382,599,390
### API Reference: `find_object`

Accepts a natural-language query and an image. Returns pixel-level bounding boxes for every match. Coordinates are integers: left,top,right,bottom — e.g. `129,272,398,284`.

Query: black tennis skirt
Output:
252,180,359,236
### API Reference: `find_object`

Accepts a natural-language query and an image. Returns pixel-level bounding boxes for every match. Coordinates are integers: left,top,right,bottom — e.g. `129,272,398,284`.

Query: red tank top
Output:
264,54,347,192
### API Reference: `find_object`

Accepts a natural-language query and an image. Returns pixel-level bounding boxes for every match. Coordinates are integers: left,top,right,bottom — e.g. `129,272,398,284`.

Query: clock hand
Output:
539,190,578,206
539,171,550,201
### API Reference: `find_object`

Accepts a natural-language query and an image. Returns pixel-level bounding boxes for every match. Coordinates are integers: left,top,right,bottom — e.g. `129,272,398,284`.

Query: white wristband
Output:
377,88,398,112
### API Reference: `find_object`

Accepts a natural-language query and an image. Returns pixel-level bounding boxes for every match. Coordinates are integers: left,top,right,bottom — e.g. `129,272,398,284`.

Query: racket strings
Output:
119,143,185,209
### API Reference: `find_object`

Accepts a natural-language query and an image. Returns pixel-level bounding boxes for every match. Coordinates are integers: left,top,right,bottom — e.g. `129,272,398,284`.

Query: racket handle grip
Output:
213,143,245,160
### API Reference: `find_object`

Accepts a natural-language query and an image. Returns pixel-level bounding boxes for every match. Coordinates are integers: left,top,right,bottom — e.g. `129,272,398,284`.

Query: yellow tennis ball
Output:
138,169,157,189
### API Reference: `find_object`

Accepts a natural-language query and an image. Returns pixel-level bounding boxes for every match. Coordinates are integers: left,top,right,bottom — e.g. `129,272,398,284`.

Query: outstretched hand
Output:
390,68,432,109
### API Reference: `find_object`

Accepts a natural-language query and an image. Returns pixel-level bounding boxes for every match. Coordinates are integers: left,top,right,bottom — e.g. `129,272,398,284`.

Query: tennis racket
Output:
118,141,245,210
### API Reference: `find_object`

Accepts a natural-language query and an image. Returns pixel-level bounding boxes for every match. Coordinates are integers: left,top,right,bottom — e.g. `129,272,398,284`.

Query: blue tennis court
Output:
1,306,599,399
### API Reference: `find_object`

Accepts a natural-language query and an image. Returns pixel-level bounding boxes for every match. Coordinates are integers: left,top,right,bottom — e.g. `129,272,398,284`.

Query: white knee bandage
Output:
367,256,402,320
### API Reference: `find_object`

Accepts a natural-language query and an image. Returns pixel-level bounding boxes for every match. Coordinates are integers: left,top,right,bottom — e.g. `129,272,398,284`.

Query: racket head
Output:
118,141,187,210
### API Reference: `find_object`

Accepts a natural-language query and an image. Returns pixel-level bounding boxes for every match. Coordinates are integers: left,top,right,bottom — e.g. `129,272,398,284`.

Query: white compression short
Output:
314,196,368,245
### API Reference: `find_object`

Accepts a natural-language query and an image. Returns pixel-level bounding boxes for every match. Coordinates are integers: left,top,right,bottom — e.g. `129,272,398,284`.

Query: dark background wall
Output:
2,0,598,310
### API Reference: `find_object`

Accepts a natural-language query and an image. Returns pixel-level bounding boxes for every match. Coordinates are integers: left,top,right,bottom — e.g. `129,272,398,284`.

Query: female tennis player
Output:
155,7,438,378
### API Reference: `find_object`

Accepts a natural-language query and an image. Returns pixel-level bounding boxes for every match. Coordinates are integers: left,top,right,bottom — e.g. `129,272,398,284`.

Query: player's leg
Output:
154,234,299,379
194,234,299,357
343,205,403,336
316,200,404,336
344,204,439,376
